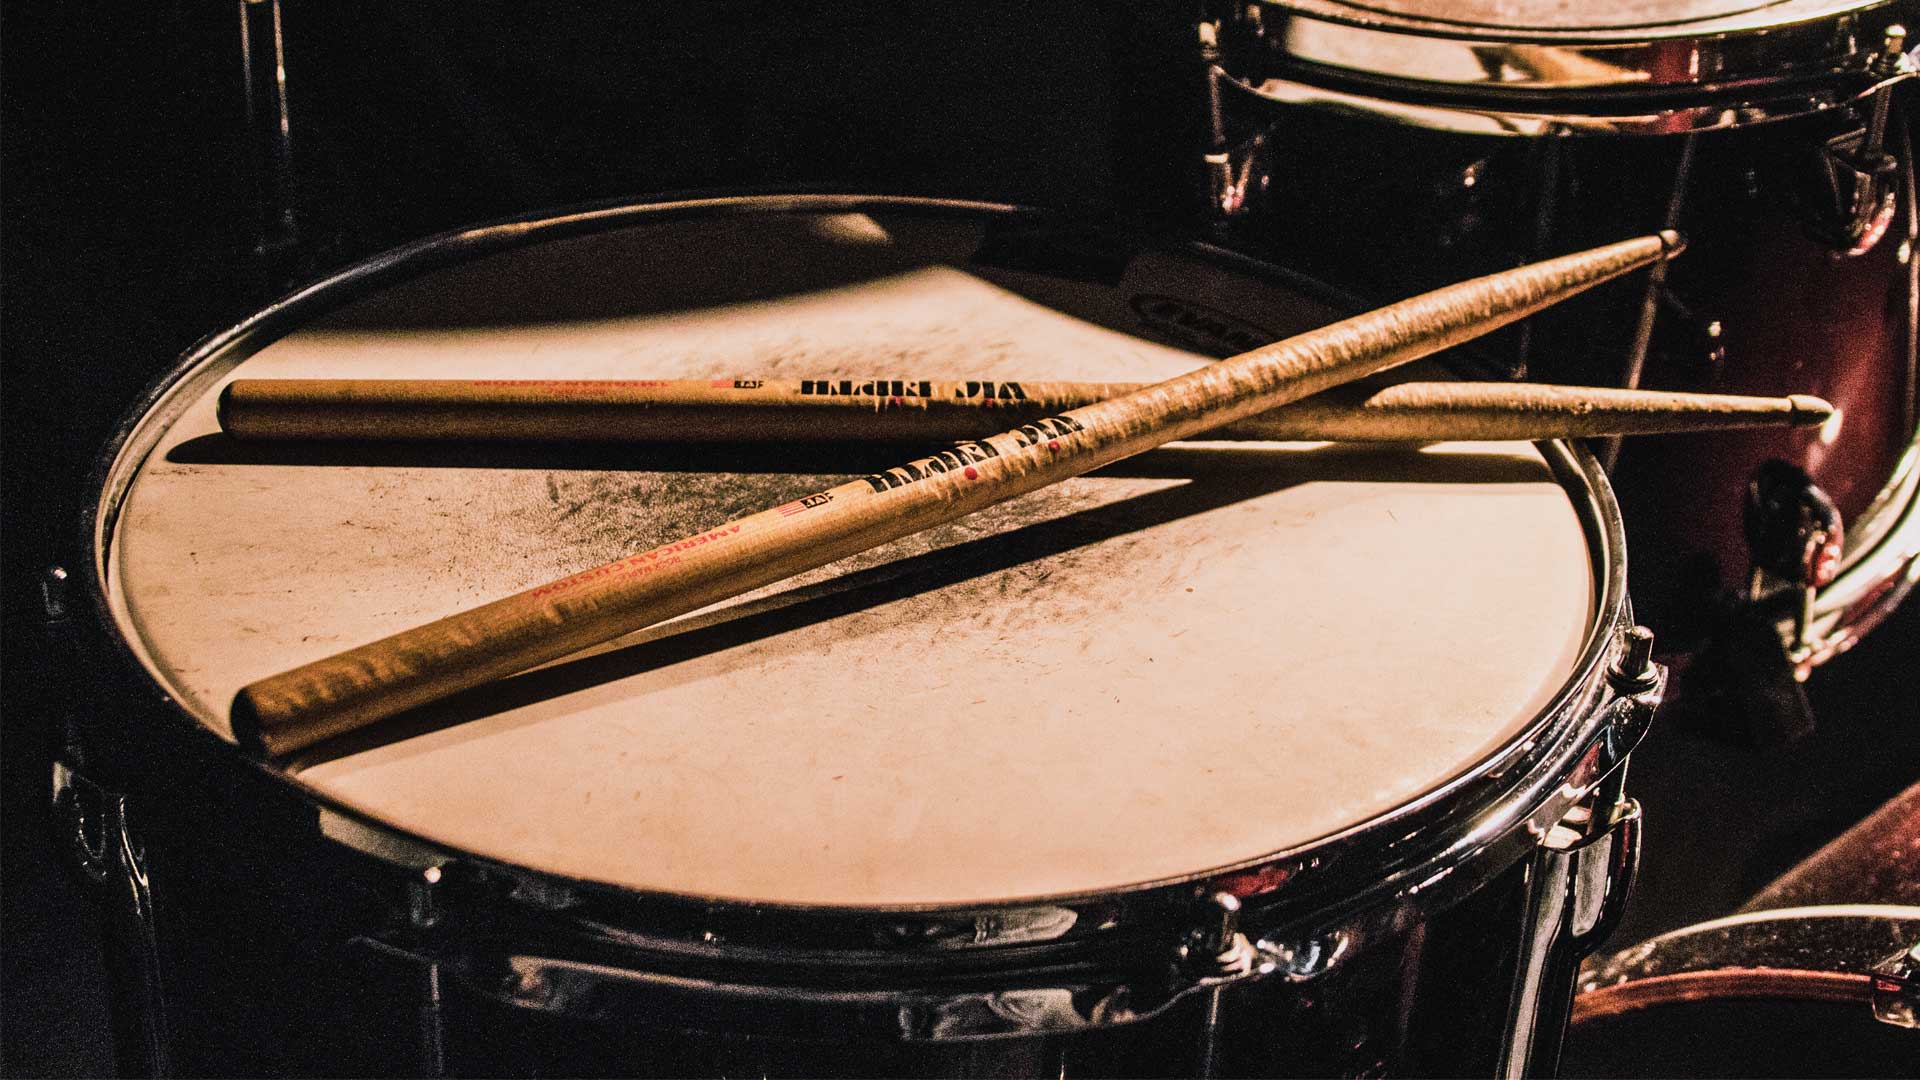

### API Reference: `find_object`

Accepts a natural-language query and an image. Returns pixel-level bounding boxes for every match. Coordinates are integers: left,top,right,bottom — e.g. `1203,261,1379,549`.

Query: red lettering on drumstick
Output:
474,380,674,389
527,524,745,599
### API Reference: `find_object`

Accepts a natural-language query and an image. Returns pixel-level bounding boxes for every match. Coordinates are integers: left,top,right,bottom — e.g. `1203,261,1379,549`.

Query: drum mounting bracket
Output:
50,762,172,1077
1816,25,1915,256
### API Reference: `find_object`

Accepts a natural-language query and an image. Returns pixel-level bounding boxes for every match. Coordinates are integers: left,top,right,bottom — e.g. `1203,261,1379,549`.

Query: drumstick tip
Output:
229,687,270,754
215,381,239,436
1787,394,1835,426
1657,229,1687,259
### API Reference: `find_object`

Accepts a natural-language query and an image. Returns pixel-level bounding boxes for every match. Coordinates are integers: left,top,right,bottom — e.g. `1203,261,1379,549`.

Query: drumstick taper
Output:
231,231,1681,756
219,377,1832,443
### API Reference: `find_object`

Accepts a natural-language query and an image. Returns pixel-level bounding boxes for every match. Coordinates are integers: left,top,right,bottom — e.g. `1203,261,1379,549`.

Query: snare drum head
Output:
100,200,1598,907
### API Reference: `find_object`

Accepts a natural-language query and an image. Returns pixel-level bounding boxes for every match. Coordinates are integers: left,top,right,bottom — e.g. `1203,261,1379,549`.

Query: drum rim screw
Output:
1608,625,1658,693
1183,890,1254,975
1869,25,1909,78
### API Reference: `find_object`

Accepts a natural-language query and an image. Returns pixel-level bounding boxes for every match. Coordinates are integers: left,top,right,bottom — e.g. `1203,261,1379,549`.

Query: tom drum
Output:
1206,0,1920,677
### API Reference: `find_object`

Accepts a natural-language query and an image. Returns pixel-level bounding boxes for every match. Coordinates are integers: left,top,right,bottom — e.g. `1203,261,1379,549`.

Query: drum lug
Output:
1180,891,1252,976
1177,890,1343,985
451,897,1322,1044
1498,784,1643,1079
346,936,450,1076
50,762,172,1077
1743,460,1845,671
906,902,1325,1040
1870,940,1920,1029
332,856,468,1074
1813,25,1913,256
1200,20,1258,221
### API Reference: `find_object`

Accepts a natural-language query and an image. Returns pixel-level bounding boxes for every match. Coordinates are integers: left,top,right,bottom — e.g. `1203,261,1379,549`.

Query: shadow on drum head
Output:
312,213,966,331
298,210,1233,354
166,431,1515,479
281,444,1546,768
167,432,919,475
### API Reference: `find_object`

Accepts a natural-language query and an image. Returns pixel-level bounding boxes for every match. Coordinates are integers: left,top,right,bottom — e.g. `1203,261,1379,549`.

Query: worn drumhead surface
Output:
105,205,1596,906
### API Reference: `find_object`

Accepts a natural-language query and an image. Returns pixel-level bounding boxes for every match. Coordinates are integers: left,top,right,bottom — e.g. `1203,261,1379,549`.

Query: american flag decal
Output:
778,493,833,516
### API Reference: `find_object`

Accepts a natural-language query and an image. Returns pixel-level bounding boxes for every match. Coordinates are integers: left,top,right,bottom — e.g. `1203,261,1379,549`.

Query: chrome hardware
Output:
238,0,298,262
1185,891,1249,972
1263,932,1347,983
478,941,1296,1042
458,891,1336,1046
1186,891,1245,1079
40,565,70,621
1871,940,1920,1028
1577,905,1920,1033
1219,2,1920,137
1865,26,1910,146
1745,460,1847,666
1500,786,1643,1079
321,811,460,1072
1607,626,1658,695
1813,26,1914,256
1201,21,1255,219
51,763,171,1076
881,905,1082,949
408,865,445,930
347,938,449,1075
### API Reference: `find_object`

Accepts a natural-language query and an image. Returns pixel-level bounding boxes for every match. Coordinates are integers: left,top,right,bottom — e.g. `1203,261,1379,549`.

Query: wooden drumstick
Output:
219,377,1833,443
231,232,1681,756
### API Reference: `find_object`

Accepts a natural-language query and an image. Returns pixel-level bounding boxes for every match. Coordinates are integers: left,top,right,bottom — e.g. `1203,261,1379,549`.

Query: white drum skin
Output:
103,206,1596,907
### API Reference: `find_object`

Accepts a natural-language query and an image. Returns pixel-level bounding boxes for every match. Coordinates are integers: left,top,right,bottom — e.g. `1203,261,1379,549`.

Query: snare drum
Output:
69,195,1661,1076
1206,0,1920,672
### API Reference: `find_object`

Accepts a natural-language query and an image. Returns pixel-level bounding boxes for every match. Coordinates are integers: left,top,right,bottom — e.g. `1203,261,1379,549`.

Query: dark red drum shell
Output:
1213,73,1919,658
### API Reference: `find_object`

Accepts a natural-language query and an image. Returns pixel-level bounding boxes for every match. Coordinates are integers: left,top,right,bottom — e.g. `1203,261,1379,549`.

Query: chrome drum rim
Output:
1219,0,1918,135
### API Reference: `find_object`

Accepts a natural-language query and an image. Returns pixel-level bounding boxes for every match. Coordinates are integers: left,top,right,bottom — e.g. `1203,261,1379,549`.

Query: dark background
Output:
3,3,1915,1076
2,4,1200,1073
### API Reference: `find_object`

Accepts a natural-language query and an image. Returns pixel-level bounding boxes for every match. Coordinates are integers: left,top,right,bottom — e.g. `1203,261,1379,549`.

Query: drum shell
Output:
51,678,1629,1079
1214,73,1919,650
65,195,1658,1077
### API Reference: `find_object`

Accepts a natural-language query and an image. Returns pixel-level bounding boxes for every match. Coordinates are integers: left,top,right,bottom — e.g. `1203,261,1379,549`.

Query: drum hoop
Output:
1223,69,1908,136
1800,437,1920,666
1252,0,1904,42
77,192,1646,954
1223,0,1914,134
1573,903,1920,1020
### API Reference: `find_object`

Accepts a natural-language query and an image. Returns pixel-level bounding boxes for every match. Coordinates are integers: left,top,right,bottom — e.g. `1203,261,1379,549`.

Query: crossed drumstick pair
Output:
225,231,1824,756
